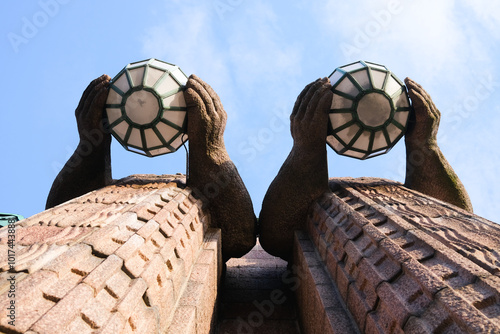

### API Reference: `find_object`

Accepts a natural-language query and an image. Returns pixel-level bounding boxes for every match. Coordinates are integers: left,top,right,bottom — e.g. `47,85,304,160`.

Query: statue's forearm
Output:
188,148,256,260
259,145,329,260
46,140,112,209
405,142,473,212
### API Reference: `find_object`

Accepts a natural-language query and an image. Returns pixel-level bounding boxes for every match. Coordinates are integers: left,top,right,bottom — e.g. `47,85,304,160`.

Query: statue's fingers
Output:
79,75,110,124
296,79,324,121
76,75,109,118
90,79,111,122
185,86,209,122
192,75,225,116
187,75,219,121
311,85,333,125
291,80,318,120
407,82,430,111
305,83,330,123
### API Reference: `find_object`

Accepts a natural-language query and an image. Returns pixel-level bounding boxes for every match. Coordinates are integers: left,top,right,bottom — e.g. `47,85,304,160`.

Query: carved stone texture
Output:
0,174,222,334
294,177,500,334
294,231,360,334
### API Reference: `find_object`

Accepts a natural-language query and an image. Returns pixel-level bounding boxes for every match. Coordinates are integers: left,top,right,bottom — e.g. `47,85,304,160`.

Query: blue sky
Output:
1,1,499,223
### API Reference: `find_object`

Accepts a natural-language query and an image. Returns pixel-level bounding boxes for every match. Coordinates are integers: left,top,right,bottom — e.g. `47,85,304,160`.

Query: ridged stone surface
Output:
0,174,221,334
295,177,500,334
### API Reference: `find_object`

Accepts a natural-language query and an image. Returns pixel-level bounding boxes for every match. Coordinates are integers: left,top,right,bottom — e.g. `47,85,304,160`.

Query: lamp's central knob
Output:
357,92,391,128
125,90,159,125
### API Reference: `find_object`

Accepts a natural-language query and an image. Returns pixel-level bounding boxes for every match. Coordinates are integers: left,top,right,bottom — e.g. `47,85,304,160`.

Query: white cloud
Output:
225,2,303,97
314,0,499,93
138,1,500,222
141,2,231,92
313,1,500,222
463,0,500,39
141,1,303,112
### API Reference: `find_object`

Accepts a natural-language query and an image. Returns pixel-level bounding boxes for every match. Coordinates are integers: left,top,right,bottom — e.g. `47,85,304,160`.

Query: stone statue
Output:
403,78,473,212
46,74,256,261
46,75,113,208
259,77,473,261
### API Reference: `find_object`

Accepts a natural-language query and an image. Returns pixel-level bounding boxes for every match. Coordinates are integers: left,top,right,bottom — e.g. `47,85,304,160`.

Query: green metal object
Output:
106,58,189,157
0,213,24,228
327,61,411,160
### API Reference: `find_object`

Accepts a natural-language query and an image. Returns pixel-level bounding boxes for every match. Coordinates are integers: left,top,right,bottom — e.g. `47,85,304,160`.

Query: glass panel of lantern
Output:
105,58,189,157
326,61,412,160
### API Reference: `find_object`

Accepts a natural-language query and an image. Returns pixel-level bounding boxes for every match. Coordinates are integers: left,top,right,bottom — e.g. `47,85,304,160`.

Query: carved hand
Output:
259,78,332,261
403,77,473,212
184,74,227,161
75,74,112,145
404,77,440,149
290,78,333,151
184,74,256,260
46,75,112,209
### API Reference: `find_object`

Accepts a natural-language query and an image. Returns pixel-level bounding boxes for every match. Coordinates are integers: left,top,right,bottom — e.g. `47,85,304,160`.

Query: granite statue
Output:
259,77,473,261
46,74,256,261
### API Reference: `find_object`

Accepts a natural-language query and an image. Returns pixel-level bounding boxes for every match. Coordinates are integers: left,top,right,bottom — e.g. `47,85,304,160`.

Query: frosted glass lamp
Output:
327,61,411,160
105,58,188,157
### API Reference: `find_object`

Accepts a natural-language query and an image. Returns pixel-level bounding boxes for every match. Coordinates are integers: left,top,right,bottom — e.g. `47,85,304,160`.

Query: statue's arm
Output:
404,78,473,212
185,75,256,261
46,75,112,209
259,79,332,261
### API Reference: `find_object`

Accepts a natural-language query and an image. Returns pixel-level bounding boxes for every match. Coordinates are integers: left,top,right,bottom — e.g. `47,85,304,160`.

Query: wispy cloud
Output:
226,2,303,89
141,2,231,92
314,0,499,91
139,1,500,222
141,1,303,144
463,0,500,39
312,0,500,221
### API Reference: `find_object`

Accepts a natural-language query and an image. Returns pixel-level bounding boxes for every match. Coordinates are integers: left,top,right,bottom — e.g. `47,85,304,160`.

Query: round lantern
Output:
327,61,411,160
105,58,188,157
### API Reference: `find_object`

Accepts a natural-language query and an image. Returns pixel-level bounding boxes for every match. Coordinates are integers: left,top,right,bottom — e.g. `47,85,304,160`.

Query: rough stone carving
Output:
259,77,474,261
184,75,256,260
259,78,333,261
403,78,473,212
0,175,222,334
45,74,256,260
294,177,500,333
